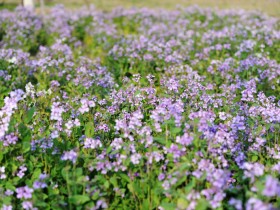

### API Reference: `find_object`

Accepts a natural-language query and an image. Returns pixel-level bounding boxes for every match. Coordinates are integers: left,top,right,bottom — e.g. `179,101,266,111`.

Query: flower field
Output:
0,4,280,210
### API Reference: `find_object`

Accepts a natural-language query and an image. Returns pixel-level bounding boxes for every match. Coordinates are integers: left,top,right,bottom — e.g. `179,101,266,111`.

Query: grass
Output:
1,0,280,16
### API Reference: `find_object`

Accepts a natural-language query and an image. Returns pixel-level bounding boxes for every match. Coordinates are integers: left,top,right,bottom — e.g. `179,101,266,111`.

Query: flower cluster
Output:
0,4,279,210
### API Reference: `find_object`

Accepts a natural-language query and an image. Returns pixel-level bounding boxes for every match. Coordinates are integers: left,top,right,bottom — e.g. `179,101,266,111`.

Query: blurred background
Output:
1,0,280,16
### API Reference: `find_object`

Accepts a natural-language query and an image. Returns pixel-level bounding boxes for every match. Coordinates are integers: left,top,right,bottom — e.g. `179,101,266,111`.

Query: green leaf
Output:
24,107,35,124
106,146,112,154
142,199,150,209
31,168,41,181
175,176,187,188
8,117,17,133
171,127,181,135
2,196,12,203
133,181,142,195
160,202,176,210
85,122,94,137
177,198,189,209
5,182,16,191
251,155,258,162
61,166,70,180
22,141,30,153
127,183,134,193
255,180,265,192
75,167,83,177
110,176,118,188
91,191,99,200
185,177,196,193
154,136,165,145
18,123,28,137
35,202,48,207
69,195,90,205
104,180,110,189
19,123,32,142
196,198,209,210
119,173,130,183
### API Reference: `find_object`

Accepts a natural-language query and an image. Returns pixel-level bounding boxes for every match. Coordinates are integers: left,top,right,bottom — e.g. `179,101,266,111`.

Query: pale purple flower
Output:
50,102,65,121
219,112,230,121
79,98,95,114
50,130,59,139
246,198,272,210
84,138,102,149
167,144,186,159
2,205,12,210
33,180,47,189
272,162,280,173
17,165,27,179
162,180,170,190
243,162,264,182
158,173,165,181
231,116,246,131
263,176,280,197
0,89,25,139
16,186,34,199
147,151,164,164
175,133,193,146
93,199,108,210
132,74,141,83
61,150,78,164
110,138,123,150
229,198,242,210
130,153,141,165
5,189,14,196
2,133,18,147
22,201,34,210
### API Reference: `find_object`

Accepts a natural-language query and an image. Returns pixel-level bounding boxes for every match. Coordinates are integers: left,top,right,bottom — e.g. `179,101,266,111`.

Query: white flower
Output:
8,57,17,64
25,82,35,98
0,166,6,179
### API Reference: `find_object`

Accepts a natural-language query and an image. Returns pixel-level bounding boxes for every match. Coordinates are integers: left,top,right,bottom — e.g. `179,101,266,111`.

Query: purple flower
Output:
2,205,12,210
243,162,264,182
147,151,163,164
79,98,95,114
33,180,47,189
1,133,18,147
130,153,141,165
167,144,186,159
263,176,280,197
17,165,27,179
61,150,78,164
110,138,123,150
158,173,165,181
16,186,34,199
246,198,272,210
22,201,34,210
0,90,25,139
272,163,280,173
229,198,242,210
175,132,193,146
162,180,170,190
5,189,14,196
231,115,246,131
50,102,65,121
93,199,108,210
84,138,102,149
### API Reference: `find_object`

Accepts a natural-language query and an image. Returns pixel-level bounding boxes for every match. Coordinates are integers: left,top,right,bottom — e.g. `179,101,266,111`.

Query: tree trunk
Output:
23,0,34,10
40,0,45,15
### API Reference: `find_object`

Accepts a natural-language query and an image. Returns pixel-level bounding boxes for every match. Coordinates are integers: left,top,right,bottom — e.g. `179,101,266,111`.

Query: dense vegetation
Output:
0,5,280,210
